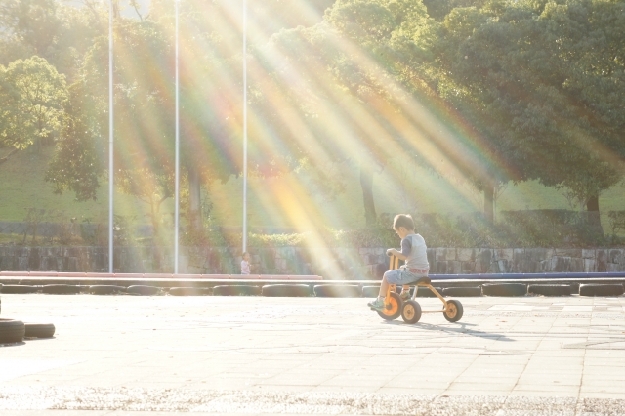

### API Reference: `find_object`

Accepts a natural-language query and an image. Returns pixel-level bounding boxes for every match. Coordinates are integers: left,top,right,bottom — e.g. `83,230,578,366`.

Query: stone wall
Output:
1,246,624,278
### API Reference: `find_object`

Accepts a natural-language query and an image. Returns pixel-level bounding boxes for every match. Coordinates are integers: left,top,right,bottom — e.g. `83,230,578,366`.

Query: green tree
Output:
45,82,102,202
0,56,67,163
261,0,437,226
431,0,625,222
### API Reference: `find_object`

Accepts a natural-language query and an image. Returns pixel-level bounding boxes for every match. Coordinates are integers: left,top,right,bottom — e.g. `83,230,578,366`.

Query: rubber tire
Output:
213,285,262,296
443,300,464,322
376,292,402,321
0,285,39,294
24,323,55,338
41,284,81,295
169,287,210,296
401,300,422,324
362,286,381,298
313,284,360,298
416,287,442,298
442,287,482,297
261,284,311,297
0,318,25,344
89,285,127,295
579,283,624,297
528,284,571,297
482,283,527,297
126,285,161,296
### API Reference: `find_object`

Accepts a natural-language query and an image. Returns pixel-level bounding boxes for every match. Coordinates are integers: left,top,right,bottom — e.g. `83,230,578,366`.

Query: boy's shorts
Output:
384,268,428,285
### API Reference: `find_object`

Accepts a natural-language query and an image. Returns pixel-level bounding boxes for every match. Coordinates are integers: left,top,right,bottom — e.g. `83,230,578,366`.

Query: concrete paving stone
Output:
2,295,625,415
319,374,394,387
513,385,581,395
383,378,451,390
453,376,520,385
261,374,335,386
446,382,518,393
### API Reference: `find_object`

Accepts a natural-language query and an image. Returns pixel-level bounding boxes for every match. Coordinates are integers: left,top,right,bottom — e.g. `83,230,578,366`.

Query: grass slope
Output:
1,146,624,230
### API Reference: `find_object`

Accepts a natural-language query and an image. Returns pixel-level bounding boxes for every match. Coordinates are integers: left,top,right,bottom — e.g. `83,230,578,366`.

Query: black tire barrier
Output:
0,285,39,294
262,284,312,297
569,282,580,294
126,285,161,296
89,285,127,295
24,323,55,339
482,283,527,297
441,287,482,297
213,285,262,296
362,286,381,298
313,284,360,298
41,284,81,295
528,284,571,297
0,318,25,344
416,287,442,298
579,283,624,297
169,287,211,296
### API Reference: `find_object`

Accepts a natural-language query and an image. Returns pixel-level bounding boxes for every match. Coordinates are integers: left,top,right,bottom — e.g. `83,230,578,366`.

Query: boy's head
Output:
393,214,415,238
242,251,250,261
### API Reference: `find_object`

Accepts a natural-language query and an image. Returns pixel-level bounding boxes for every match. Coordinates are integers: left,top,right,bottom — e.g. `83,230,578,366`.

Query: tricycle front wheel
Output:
376,292,402,321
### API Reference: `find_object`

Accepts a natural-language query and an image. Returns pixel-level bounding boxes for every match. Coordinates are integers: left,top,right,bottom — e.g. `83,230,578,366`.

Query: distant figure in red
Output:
241,252,251,275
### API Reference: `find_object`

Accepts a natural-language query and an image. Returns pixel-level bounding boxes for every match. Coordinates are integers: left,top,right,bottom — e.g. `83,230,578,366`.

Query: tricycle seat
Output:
414,276,432,285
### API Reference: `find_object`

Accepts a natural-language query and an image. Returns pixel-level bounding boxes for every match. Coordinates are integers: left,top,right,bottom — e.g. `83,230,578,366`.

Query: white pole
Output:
174,0,180,274
108,0,114,273
242,0,248,253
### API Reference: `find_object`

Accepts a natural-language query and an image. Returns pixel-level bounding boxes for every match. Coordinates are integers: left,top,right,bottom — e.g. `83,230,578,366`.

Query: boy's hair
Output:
393,214,415,230
242,251,249,257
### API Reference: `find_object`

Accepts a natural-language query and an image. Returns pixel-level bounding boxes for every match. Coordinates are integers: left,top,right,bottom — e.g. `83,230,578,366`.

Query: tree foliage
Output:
0,56,67,150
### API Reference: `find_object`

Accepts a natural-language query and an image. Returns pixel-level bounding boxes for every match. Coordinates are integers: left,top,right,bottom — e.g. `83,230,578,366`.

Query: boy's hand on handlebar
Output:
386,248,396,257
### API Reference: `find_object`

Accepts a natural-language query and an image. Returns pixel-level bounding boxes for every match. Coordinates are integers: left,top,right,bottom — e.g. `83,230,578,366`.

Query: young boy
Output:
368,214,430,311
241,252,251,275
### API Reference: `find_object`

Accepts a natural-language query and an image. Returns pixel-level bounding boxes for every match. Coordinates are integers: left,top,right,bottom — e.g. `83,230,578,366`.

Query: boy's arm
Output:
387,248,408,261
387,238,411,261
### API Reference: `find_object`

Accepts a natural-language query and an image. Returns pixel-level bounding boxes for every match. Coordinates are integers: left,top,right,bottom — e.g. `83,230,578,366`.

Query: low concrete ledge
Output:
0,271,322,280
1,275,624,290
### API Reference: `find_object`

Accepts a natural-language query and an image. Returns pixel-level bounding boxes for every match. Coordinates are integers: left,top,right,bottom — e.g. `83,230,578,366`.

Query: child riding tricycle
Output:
367,214,463,323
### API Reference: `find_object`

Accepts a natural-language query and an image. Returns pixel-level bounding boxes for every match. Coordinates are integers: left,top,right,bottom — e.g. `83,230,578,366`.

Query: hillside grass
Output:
1,146,624,233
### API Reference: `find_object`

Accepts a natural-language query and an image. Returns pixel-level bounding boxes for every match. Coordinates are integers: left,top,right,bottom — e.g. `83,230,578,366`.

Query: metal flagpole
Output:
174,0,180,274
108,0,114,273
242,0,248,253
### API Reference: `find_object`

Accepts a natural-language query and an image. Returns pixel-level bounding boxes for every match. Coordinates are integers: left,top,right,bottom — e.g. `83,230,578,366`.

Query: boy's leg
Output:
400,285,411,301
378,275,390,298
368,270,395,310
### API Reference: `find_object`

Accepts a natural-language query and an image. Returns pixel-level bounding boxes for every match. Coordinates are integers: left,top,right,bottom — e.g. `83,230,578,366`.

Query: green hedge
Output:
181,210,622,249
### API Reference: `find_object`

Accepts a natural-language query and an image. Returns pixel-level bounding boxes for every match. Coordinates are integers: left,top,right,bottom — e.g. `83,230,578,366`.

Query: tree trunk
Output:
586,194,600,212
187,165,202,231
585,193,603,235
149,196,159,235
359,164,377,227
483,184,494,224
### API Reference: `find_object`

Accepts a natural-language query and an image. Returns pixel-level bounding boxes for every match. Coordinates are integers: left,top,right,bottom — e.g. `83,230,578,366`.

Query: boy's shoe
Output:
399,291,411,301
368,298,386,311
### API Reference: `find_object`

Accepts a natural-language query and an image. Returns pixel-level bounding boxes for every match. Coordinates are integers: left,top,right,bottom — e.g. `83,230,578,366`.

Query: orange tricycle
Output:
375,255,463,323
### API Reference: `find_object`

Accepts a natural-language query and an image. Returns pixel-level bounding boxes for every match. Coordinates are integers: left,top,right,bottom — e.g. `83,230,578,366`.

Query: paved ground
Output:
1,293,625,415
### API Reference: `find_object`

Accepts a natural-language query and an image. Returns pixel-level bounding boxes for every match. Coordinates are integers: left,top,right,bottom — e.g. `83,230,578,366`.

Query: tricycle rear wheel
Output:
443,299,463,322
401,300,422,324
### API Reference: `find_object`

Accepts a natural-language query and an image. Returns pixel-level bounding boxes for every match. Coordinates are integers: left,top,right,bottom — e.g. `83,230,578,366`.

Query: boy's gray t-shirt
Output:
400,233,429,271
